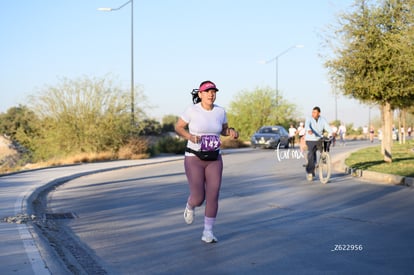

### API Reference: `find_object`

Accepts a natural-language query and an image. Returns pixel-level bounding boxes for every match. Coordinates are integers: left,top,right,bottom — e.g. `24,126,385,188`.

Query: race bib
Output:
200,135,221,151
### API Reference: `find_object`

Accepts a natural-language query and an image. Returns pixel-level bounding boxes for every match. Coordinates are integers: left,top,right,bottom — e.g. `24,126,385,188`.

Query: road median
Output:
332,144,414,187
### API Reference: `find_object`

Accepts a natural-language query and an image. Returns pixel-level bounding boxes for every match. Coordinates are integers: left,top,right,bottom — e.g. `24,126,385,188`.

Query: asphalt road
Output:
43,141,414,274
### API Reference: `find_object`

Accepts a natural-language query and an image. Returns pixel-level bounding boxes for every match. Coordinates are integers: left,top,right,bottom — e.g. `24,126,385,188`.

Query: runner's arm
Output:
175,118,198,143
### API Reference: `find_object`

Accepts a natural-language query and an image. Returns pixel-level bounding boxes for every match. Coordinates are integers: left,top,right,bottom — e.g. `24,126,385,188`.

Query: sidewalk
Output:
0,156,182,275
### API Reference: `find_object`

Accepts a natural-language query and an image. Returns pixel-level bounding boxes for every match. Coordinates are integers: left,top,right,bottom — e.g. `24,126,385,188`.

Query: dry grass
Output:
21,151,117,171
118,137,150,159
1,137,151,174
20,150,149,172
221,137,249,149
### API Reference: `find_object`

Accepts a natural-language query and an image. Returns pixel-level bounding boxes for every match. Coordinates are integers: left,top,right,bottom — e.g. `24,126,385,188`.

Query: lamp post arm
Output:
98,0,131,11
264,44,303,107
276,45,296,59
111,0,132,11
265,45,299,63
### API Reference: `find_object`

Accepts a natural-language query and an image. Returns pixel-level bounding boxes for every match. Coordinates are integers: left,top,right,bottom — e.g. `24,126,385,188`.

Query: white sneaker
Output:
184,207,194,225
306,173,313,181
201,230,218,243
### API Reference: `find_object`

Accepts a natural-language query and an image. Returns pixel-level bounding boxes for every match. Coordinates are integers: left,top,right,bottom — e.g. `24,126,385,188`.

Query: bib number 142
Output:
200,135,220,151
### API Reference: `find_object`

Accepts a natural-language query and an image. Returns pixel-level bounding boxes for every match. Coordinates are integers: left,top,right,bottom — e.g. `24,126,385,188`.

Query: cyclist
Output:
304,106,333,182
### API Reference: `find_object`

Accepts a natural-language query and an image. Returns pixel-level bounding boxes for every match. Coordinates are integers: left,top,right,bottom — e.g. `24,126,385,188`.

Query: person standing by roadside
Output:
175,80,239,243
330,124,338,147
288,124,297,148
363,126,369,140
304,106,332,182
369,125,375,143
338,124,346,146
297,122,306,152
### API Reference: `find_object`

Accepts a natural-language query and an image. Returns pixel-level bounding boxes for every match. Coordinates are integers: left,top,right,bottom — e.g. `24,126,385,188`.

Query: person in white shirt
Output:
288,124,297,148
175,80,238,243
331,124,338,147
297,122,306,152
363,126,369,140
338,124,346,145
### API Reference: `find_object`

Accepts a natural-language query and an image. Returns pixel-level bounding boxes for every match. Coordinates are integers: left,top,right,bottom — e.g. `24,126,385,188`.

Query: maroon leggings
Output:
184,155,223,218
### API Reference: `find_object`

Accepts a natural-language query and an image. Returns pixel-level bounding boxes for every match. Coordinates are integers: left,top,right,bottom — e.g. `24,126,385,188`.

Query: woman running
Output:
175,80,239,243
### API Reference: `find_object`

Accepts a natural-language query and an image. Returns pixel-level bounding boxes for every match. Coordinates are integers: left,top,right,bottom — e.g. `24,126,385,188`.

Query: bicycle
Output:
316,137,332,184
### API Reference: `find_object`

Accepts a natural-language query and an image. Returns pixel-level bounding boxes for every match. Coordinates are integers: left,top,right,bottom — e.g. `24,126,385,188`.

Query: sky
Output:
0,0,379,128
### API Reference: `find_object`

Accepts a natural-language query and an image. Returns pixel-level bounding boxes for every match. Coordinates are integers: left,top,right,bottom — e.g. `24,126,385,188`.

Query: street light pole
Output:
335,94,338,122
332,86,339,122
266,44,304,105
130,0,134,127
98,0,135,128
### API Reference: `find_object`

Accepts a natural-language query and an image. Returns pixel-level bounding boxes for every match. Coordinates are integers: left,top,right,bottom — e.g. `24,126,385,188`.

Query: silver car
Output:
250,125,290,149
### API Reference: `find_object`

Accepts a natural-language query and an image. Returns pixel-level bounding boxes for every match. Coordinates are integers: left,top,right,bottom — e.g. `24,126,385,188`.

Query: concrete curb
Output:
25,156,185,215
331,150,413,187
20,156,183,275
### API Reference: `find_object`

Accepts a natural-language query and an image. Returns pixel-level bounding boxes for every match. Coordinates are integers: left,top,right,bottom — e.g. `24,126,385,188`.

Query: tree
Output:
29,75,147,161
324,0,414,162
226,87,297,140
137,119,162,136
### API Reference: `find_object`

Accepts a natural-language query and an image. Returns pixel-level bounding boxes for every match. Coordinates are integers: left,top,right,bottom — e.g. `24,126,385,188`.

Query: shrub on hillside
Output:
118,137,150,159
153,136,186,154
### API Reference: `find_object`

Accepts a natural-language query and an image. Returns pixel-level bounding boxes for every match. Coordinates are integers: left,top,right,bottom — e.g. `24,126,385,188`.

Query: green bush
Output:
152,136,187,154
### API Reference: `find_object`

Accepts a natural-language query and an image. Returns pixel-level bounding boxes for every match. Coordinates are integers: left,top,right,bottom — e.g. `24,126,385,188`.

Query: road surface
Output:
40,141,414,274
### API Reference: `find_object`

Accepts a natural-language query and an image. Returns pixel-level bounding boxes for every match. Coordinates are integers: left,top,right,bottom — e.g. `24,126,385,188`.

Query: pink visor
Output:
199,81,219,92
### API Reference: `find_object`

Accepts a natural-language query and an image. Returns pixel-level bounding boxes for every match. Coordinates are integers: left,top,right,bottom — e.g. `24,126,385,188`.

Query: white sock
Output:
204,216,216,232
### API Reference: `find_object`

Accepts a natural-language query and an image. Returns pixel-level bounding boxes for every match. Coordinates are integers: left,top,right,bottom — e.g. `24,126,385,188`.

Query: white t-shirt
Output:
288,127,297,137
180,103,227,156
339,125,346,135
297,125,305,136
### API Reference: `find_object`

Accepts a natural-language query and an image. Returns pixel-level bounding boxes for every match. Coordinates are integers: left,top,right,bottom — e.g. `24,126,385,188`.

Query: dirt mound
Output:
0,135,22,170
0,135,16,155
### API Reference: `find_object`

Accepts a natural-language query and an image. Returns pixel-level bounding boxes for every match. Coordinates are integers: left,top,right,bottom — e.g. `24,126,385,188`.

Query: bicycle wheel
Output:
318,152,331,184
